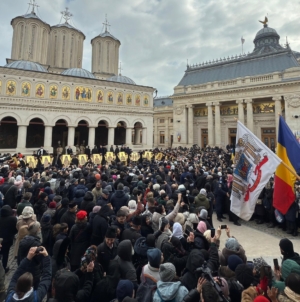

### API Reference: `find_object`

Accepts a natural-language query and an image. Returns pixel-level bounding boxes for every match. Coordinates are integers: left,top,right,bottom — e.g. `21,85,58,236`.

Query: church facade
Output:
154,22,300,149
0,7,154,155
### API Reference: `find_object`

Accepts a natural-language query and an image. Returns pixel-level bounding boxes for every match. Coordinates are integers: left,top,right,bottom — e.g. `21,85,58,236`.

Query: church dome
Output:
107,75,136,85
5,60,48,72
61,68,96,79
52,23,85,37
255,26,279,39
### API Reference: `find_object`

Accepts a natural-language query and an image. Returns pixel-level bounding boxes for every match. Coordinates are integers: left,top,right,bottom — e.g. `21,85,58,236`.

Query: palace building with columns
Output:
0,6,154,155
154,22,300,149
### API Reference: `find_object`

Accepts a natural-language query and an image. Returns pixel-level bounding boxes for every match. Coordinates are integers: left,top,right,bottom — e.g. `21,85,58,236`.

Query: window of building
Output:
160,132,165,144
159,119,165,123
170,119,173,123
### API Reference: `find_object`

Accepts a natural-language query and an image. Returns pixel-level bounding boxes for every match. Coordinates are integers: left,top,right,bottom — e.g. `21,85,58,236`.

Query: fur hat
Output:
187,213,199,224
128,200,137,213
22,206,34,219
105,226,117,239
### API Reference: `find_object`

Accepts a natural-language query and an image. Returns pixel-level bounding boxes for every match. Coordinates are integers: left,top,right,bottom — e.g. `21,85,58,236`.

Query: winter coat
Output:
0,205,17,243
91,205,114,246
55,206,68,224
152,201,180,232
141,215,154,238
6,256,51,302
69,221,91,266
110,190,129,213
194,229,210,250
17,235,42,284
2,183,18,209
117,240,137,284
97,241,118,273
33,199,47,221
17,200,33,216
73,189,86,207
194,194,210,210
40,220,54,255
153,281,188,302
220,245,247,266
121,227,142,246
80,192,95,215
52,238,71,277
60,210,76,232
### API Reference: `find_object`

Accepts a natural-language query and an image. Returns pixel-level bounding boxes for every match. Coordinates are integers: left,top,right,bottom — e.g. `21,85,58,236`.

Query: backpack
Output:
136,267,157,302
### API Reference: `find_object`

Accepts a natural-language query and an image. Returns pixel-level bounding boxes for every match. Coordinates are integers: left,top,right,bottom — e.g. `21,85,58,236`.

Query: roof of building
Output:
4,60,48,73
178,51,300,86
11,11,50,27
107,74,136,85
52,22,85,37
153,97,173,107
61,68,96,79
92,31,120,43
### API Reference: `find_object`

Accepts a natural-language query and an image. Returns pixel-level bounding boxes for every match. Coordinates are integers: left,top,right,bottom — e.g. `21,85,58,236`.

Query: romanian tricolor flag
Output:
273,116,300,214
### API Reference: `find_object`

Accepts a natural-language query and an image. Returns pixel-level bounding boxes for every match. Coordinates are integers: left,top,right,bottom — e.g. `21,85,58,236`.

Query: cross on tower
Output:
28,0,39,13
61,7,73,24
118,62,123,76
103,14,111,33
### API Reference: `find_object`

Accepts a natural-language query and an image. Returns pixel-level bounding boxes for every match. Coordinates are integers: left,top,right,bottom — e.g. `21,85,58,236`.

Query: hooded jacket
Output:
111,190,129,213
33,199,47,221
0,205,17,243
52,238,71,277
153,281,188,302
117,240,137,284
80,192,95,215
6,256,51,302
194,194,210,210
220,244,247,266
73,189,86,208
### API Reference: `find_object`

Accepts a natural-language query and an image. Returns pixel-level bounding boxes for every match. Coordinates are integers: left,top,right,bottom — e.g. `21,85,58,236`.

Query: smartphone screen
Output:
211,228,215,238
221,225,227,229
273,259,279,271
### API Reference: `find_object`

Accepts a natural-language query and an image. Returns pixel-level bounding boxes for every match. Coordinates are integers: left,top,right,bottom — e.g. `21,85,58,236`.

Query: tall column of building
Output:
154,118,158,147
214,102,221,146
44,126,53,149
17,125,27,149
206,103,214,146
187,105,194,146
245,99,254,132
88,127,96,148
273,96,282,138
142,128,147,145
108,127,115,146
236,99,244,124
126,127,133,145
165,118,169,147
67,126,75,147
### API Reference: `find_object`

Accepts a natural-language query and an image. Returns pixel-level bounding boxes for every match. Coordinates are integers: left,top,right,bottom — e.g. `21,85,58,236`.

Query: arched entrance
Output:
133,122,143,145
0,117,18,148
95,120,108,146
75,120,89,147
114,121,126,145
26,118,45,148
52,119,68,152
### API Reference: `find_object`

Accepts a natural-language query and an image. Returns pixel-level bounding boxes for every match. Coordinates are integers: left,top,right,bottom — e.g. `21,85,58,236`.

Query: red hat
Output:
95,173,100,180
76,210,87,220
254,297,269,302
49,201,57,209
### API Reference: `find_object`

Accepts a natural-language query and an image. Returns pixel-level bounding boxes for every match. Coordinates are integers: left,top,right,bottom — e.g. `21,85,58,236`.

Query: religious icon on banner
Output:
79,154,88,165
130,152,139,162
107,91,113,104
75,86,81,100
92,154,102,165
117,92,123,105
21,82,30,97
49,85,58,99
86,88,92,101
118,152,127,162
143,151,153,161
26,156,37,169
155,153,163,160
126,94,132,105
97,90,103,102
6,80,16,95
61,155,71,167
144,96,149,106
35,84,44,98
62,86,70,100
135,95,141,106
104,152,116,163
41,156,51,168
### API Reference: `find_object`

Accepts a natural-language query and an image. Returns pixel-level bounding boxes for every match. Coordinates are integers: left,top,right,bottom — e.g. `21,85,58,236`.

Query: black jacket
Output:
34,199,47,221
7,256,51,302
0,205,17,243
2,183,18,209
121,227,142,246
110,190,129,213
97,241,118,273
60,210,76,232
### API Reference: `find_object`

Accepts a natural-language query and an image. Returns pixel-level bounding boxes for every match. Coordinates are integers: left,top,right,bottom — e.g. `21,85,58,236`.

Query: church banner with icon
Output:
61,155,71,167
118,152,128,162
92,154,103,165
130,152,139,162
26,156,38,168
79,154,88,165
104,152,116,164
41,156,51,168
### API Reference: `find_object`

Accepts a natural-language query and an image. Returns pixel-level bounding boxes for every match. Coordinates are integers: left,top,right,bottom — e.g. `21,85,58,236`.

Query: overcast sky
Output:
0,0,299,96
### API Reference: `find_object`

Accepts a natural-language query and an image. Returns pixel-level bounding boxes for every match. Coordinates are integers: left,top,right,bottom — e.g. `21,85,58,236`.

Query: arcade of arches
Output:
0,116,148,154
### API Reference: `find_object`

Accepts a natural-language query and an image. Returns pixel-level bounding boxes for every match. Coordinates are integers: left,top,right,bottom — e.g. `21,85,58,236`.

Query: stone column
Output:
236,99,244,124
206,103,214,146
214,102,221,146
153,118,158,147
17,125,27,149
165,118,169,147
273,96,282,138
88,127,96,148
187,105,194,146
108,127,115,146
142,128,147,145
67,126,75,147
126,127,133,145
44,125,53,148
134,128,141,144
245,99,253,132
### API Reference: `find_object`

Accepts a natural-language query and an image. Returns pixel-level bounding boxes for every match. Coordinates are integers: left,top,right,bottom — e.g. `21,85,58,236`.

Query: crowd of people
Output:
0,145,299,302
